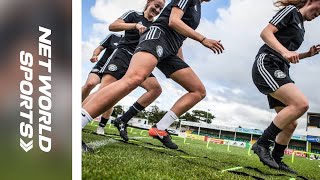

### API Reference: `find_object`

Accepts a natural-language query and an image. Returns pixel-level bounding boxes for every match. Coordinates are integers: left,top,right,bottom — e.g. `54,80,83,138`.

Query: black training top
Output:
117,10,153,54
258,5,305,63
153,0,202,53
99,33,122,62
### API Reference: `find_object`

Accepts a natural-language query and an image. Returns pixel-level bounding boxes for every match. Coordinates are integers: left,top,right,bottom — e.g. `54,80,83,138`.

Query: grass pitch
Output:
82,122,320,180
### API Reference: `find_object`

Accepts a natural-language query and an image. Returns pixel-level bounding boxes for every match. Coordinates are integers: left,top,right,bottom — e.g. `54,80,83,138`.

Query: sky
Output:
81,0,320,135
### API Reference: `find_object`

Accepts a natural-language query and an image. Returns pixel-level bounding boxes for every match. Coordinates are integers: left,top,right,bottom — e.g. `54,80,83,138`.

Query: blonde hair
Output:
143,0,165,11
274,0,308,8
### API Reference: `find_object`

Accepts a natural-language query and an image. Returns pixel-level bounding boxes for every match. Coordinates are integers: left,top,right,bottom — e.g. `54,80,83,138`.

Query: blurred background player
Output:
82,0,166,145
82,33,121,152
251,0,320,173
81,0,224,150
82,33,122,102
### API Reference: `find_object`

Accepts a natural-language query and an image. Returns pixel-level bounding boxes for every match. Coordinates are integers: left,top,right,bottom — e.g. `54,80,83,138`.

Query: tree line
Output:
112,104,215,124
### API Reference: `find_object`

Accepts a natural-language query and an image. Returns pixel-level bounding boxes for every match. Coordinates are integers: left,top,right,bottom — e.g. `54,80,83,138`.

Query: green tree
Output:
147,105,167,124
180,110,215,123
136,110,148,119
180,112,198,122
192,110,215,124
111,105,123,118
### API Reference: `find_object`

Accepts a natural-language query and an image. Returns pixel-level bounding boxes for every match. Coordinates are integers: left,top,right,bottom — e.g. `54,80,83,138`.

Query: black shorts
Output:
99,48,154,80
156,55,190,78
252,53,294,108
267,95,286,109
89,57,108,79
135,26,189,78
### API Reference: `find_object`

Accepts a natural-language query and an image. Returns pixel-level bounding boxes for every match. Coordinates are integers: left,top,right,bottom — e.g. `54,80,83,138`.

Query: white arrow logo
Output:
155,130,164,139
20,138,33,152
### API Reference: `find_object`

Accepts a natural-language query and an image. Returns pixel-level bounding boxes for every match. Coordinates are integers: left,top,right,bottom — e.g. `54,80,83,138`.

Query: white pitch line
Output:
87,139,118,149
87,136,151,149
220,166,243,173
130,137,150,139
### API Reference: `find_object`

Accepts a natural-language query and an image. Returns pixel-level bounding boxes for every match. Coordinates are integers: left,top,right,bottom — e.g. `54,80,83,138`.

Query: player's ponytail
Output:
274,0,308,8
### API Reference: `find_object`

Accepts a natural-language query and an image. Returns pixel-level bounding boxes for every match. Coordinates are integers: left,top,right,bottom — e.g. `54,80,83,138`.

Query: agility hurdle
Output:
291,151,320,163
206,138,231,152
183,133,203,145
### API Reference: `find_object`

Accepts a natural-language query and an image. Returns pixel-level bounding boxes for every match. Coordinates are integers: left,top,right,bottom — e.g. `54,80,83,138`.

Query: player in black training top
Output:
251,0,320,173
81,0,224,150
82,33,122,102
82,0,165,143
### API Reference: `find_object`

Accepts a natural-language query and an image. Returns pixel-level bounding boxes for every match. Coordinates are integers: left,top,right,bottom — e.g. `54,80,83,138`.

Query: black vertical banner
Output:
0,0,72,179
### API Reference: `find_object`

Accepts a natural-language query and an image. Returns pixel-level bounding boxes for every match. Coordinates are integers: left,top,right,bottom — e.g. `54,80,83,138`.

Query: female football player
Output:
251,0,320,173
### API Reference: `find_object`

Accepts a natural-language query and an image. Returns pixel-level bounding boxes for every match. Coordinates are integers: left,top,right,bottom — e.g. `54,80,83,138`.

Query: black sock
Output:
121,102,145,123
258,122,282,147
272,142,287,163
99,117,109,127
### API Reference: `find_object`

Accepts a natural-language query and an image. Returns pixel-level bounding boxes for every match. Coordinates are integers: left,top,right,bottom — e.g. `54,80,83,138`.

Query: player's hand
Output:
135,24,147,35
201,38,224,54
282,51,299,64
308,44,320,57
90,55,98,63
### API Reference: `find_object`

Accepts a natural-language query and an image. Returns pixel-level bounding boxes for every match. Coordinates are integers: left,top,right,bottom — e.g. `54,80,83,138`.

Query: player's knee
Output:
200,88,207,100
287,121,298,133
300,100,309,113
295,99,309,115
84,81,97,90
125,74,146,89
153,86,162,98
195,85,206,100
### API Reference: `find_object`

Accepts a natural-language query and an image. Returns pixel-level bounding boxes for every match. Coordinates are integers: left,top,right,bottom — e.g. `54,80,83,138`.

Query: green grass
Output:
82,122,320,180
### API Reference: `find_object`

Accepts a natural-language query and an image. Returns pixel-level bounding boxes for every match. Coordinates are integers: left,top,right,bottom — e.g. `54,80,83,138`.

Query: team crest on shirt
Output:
113,43,118,46
194,5,197,11
156,45,163,57
274,70,286,79
91,69,99,73
108,64,117,72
